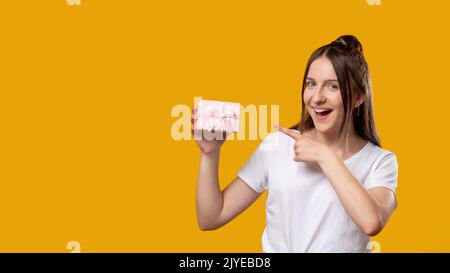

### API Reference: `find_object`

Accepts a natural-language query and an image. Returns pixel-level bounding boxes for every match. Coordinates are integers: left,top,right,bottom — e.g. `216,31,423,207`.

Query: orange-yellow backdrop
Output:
0,0,448,252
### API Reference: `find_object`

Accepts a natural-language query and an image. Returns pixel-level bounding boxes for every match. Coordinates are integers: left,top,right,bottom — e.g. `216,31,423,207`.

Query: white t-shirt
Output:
237,131,398,253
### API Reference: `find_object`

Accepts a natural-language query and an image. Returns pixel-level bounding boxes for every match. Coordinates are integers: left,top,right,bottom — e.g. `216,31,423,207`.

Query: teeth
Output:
315,108,331,113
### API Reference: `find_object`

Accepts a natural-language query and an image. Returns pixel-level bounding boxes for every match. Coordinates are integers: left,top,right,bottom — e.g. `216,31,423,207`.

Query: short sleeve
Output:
364,153,399,205
237,134,276,193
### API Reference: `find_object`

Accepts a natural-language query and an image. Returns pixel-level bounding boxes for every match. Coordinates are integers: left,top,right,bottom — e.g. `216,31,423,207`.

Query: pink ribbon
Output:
201,104,238,132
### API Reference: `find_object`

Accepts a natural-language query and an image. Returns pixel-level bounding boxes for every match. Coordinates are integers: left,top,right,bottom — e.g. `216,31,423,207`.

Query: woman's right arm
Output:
192,107,262,231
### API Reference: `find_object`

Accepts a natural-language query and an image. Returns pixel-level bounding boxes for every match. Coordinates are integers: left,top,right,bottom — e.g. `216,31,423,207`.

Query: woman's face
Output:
303,56,345,135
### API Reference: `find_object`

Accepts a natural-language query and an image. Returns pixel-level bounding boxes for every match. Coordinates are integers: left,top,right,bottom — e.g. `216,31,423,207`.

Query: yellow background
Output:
0,0,448,252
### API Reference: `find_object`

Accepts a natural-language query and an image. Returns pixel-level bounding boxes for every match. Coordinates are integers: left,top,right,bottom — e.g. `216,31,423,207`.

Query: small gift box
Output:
195,99,240,132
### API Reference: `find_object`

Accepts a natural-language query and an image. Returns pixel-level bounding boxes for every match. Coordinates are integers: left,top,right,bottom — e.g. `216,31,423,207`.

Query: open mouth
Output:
313,108,333,119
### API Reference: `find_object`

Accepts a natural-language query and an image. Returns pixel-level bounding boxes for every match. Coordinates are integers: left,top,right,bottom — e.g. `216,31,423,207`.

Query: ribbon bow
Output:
202,104,238,132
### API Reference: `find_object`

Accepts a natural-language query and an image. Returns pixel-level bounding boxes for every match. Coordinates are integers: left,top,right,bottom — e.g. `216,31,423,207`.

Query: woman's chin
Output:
313,123,334,133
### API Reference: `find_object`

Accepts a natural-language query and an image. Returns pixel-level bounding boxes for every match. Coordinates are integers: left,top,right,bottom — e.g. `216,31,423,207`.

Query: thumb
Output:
275,124,301,140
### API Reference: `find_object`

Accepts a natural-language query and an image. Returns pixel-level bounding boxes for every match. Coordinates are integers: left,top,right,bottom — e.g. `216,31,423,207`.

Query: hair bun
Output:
332,35,363,53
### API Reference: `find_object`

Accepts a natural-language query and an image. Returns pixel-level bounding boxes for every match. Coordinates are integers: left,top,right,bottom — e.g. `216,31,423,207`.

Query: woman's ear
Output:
355,94,366,108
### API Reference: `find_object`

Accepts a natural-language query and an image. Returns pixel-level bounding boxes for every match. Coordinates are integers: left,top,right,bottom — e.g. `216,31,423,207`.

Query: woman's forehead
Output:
307,57,338,81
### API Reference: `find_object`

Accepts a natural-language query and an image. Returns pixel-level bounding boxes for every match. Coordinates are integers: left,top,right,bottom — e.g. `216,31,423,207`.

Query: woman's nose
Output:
311,88,326,103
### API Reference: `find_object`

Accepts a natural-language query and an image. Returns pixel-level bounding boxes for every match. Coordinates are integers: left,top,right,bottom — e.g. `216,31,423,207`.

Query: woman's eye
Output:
328,84,339,90
306,81,315,88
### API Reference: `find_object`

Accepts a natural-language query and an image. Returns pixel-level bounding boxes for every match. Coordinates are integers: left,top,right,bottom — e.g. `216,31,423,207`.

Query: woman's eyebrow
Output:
323,79,339,84
306,77,338,83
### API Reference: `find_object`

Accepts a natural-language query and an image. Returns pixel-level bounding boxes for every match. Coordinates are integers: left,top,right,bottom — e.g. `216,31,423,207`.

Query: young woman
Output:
192,35,398,253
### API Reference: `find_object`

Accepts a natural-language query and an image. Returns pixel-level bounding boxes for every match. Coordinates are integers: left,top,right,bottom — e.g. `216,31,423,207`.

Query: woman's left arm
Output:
318,153,396,236
276,125,396,236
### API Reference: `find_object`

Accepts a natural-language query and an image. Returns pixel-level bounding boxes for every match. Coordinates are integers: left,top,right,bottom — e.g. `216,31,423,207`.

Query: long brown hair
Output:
290,35,381,147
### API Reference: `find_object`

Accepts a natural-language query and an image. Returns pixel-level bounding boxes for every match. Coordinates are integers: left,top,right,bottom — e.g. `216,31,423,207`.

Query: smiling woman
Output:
291,35,379,148
193,35,398,253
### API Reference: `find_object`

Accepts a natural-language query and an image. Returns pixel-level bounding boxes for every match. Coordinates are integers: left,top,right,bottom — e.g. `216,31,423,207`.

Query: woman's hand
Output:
275,124,334,165
191,106,228,156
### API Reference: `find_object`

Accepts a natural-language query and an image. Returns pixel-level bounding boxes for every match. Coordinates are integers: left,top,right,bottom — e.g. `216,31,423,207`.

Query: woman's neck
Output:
307,126,367,161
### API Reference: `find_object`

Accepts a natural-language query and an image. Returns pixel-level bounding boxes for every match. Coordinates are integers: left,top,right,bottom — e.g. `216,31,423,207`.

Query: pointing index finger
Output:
275,124,301,140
